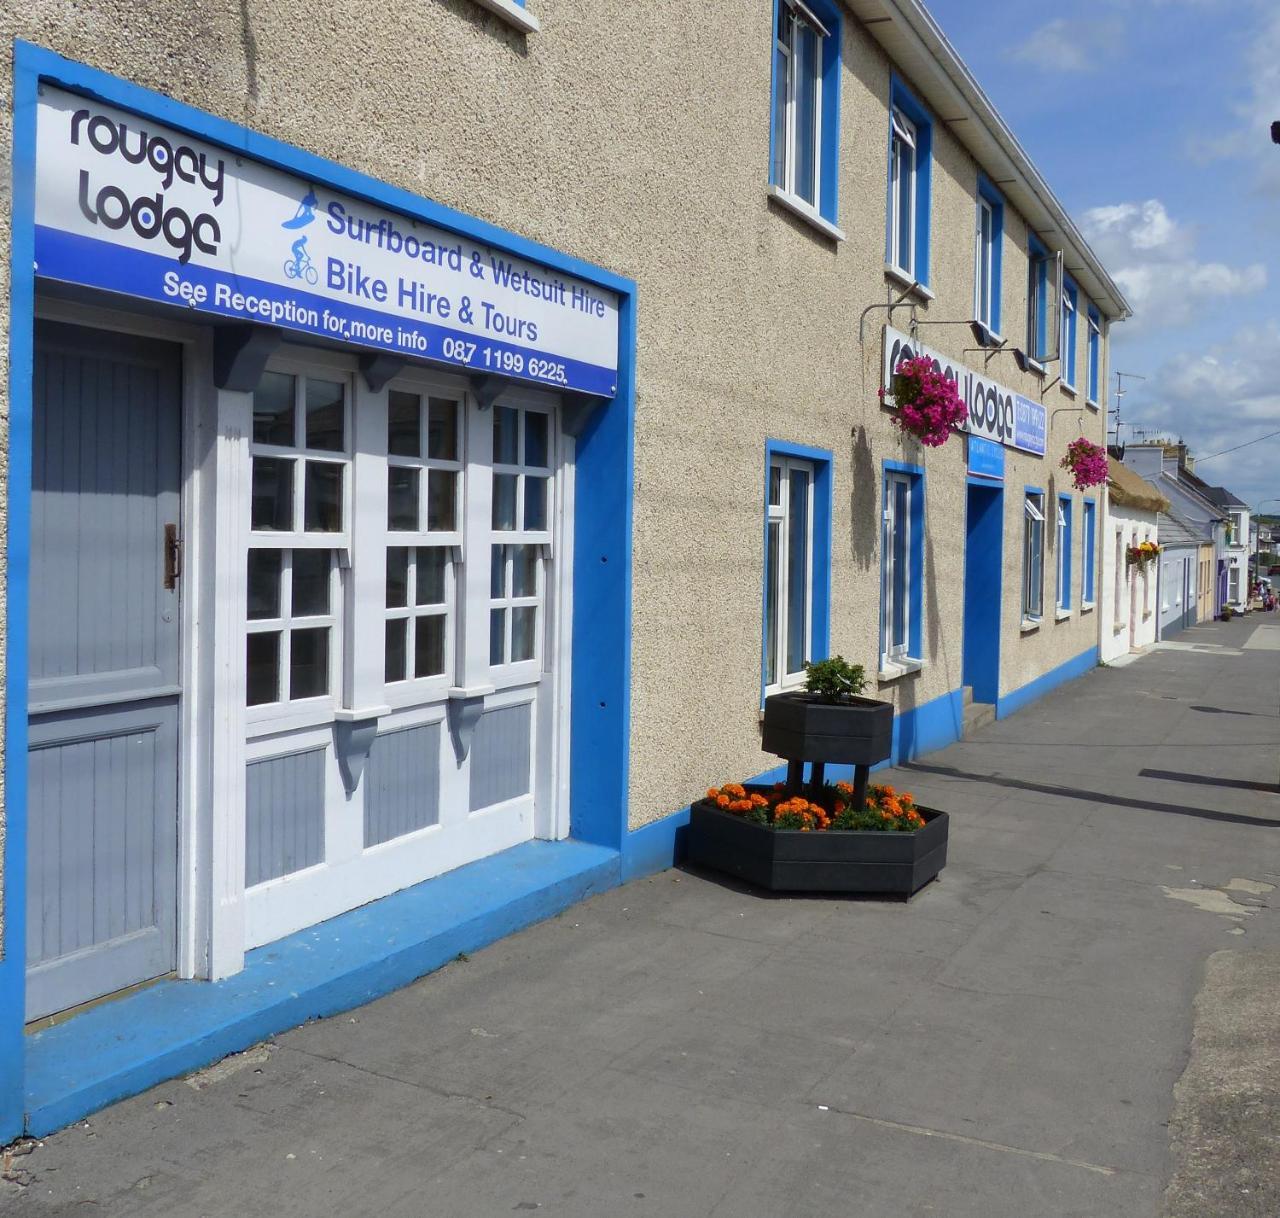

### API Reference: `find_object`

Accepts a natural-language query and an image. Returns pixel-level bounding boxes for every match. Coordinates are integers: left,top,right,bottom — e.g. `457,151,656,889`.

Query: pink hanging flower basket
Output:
879,356,967,448
1060,437,1108,490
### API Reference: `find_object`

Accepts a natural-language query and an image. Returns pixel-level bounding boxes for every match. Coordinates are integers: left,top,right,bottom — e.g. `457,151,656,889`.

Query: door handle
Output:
164,523,182,590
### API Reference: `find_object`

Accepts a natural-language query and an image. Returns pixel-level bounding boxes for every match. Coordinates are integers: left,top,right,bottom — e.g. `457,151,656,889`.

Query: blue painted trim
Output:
767,0,843,225
996,646,1098,721
889,75,932,287
0,43,39,1145
621,809,690,883
1087,303,1101,403
24,840,620,1135
1057,494,1073,610
976,174,1004,335
963,481,1004,705
761,440,834,701
1082,499,1097,603
6,44,638,1137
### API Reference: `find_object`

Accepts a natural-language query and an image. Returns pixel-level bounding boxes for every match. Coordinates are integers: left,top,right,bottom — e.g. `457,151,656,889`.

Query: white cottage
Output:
1102,459,1170,662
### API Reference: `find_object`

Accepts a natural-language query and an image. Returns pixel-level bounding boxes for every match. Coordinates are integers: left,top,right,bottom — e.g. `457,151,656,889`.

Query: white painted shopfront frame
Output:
26,304,576,980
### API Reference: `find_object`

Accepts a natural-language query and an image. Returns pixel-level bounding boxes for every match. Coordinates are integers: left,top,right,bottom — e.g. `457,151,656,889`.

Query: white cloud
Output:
1008,17,1123,73
1081,199,1266,331
1125,322,1280,507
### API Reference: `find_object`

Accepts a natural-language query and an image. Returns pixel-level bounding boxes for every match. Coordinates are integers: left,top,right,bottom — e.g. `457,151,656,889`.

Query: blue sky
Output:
925,0,1280,513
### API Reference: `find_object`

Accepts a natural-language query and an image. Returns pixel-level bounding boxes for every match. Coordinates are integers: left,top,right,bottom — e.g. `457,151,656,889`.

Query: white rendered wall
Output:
1101,506,1158,663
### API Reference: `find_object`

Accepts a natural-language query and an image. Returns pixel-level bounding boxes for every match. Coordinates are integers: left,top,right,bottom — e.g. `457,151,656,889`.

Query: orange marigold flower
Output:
836,781,853,794
716,795,730,808
706,788,719,800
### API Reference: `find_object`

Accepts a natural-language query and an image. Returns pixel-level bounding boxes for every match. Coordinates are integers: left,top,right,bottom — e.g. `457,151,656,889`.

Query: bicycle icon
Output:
284,237,318,285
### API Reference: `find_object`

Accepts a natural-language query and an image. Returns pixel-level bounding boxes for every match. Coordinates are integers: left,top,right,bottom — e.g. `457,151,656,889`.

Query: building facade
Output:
1101,459,1166,662
0,0,1128,1137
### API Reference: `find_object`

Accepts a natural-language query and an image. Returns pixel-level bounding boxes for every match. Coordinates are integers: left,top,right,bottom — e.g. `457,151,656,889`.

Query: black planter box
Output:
687,799,948,897
761,693,893,766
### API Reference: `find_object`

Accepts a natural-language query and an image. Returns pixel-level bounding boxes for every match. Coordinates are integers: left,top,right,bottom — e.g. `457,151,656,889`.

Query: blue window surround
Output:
880,460,926,663
761,440,833,701
768,0,843,225
1061,274,1079,388
1057,494,1073,610
887,75,932,287
1087,304,1101,405
976,174,1004,336
3,42,636,1141
1082,499,1097,605
1027,233,1049,361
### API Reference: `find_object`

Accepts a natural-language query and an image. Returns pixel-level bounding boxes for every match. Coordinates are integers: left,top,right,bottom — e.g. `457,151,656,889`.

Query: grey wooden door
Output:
26,321,182,1021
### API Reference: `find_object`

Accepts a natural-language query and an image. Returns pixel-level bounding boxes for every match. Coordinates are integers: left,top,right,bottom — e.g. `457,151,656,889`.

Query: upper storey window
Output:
886,78,932,288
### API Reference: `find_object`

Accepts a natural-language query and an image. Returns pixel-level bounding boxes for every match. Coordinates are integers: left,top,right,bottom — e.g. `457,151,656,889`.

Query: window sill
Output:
884,263,934,301
1055,608,1072,622
1060,383,1078,398
878,657,924,683
468,0,540,33
1020,617,1041,634
767,186,846,242
1023,357,1046,377
1081,602,1094,614
1143,611,1153,621
974,324,1005,348
1085,398,1100,412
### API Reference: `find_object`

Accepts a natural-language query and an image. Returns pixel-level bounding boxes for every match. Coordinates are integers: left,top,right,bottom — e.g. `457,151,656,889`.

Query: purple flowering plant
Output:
1060,437,1108,490
879,356,967,447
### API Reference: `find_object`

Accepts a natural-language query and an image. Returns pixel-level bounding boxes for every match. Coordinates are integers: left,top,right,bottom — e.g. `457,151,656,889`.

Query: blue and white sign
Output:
967,435,1005,480
33,89,620,397
883,326,1046,457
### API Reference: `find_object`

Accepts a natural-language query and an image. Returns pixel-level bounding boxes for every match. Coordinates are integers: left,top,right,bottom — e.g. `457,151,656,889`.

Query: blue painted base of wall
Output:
23,839,619,1137
619,686,966,882
996,646,1099,721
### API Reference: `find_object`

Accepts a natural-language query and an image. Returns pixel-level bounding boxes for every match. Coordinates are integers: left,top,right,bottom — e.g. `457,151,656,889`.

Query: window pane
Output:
304,461,344,532
253,371,295,447
896,140,913,271
292,549,331,617
386,547,409,608
765,520,780,687
416,547,447,605
524,412,549,468
524,476,548,531
490,608,506,665
251,457,294,531
427,398,458,461
512,544,538,597
768,465,782,507
246,632,280,706
427,470,457,531
771,37,789,186
511,606,536,663
388,467,420,531
494,406,519,465
385,619,407,682
892,481,909,649
387,391,421,457
490,544,507,598
492,474,517,530
786,468,810,674
247,550,282,620
414,616,446,678
794,24,819,206
305,379,344,451
289,627,329,699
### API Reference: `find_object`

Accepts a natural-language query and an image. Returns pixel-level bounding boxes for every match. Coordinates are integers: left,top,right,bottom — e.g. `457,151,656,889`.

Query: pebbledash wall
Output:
0,0,1127,1136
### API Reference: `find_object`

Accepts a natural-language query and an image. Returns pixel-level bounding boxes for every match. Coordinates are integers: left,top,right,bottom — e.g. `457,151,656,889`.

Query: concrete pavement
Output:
4,615,1278,1217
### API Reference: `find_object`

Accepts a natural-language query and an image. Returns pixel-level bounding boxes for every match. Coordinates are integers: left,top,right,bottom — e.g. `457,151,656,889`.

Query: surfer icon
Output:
282,188,318,231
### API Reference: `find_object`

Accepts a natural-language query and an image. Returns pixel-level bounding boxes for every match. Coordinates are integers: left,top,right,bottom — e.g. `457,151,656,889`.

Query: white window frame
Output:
882,471,915,665
1060,282,1077,390
889,108,918,279
1056,497,1072,615
1023,492,1045,623
975,195,996,332
246,359,354,733
764,456,815,696
1081,501,1096,608
772,0,827,211
1086,310,1102,406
